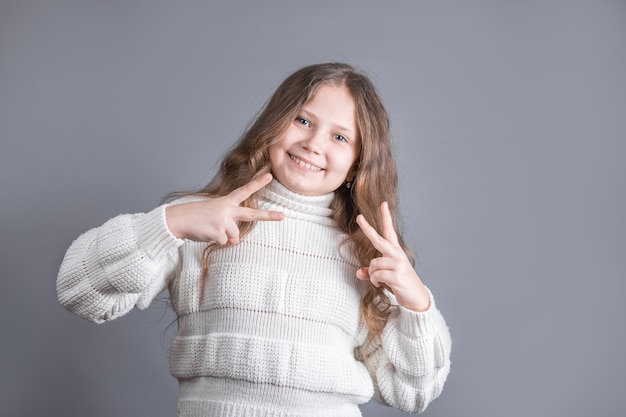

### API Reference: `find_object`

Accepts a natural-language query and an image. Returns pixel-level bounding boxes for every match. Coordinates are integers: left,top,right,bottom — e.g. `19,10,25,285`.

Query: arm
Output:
56,204,184,323
360,290,451,413
57,174,284,324
355,202,452,412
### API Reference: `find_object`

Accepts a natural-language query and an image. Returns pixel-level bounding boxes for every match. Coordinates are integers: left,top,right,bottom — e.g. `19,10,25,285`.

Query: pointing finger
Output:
228,173,274,203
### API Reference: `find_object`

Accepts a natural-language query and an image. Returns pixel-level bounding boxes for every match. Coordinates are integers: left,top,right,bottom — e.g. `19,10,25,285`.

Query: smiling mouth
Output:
288,153,323,171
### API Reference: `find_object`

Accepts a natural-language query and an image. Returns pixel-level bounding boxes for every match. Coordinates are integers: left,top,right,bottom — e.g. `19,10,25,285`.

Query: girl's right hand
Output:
165,173,284,245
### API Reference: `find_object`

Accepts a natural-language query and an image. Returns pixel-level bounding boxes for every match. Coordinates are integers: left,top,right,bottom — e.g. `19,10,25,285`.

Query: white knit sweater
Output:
57,180,451,416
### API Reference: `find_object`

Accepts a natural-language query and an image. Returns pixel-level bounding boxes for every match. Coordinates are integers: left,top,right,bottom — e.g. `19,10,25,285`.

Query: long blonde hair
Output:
186,62,413,346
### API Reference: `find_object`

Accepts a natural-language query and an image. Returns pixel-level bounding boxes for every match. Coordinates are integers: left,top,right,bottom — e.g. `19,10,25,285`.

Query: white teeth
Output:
289,154,322,171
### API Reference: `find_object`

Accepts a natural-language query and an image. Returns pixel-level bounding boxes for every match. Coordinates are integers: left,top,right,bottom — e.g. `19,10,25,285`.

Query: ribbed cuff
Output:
135,204,184,260
396,287,439,338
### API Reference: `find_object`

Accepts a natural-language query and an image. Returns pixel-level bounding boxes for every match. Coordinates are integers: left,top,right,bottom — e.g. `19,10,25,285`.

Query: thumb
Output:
356,267,370,281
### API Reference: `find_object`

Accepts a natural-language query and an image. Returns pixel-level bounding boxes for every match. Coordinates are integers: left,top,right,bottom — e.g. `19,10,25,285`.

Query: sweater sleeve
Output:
359,288,452,414
56,204,185,324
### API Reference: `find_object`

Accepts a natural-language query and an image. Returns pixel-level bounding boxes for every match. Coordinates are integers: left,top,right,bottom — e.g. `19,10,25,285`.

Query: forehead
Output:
301,84,358,133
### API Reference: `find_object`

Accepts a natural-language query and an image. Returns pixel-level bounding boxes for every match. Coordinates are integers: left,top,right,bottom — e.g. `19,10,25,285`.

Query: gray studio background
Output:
1,1,625,416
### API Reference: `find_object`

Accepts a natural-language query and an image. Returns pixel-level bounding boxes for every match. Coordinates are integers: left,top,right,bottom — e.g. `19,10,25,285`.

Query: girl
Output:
57,62,451,416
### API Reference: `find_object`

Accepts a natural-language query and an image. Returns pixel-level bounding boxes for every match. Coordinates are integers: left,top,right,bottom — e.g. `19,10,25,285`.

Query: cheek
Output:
268,138,292,173
343,148,359,171
269,131,291,154
331,153,356,176
268,146,280,169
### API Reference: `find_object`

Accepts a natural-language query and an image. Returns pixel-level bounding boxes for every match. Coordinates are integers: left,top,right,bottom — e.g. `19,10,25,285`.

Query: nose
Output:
301,129,325,154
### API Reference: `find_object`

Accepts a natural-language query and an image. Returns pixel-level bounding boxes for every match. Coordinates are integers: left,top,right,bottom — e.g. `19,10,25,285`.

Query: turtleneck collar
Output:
258,179,335,226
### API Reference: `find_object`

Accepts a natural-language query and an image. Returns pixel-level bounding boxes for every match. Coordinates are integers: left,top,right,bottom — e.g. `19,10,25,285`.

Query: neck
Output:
258,180,335,226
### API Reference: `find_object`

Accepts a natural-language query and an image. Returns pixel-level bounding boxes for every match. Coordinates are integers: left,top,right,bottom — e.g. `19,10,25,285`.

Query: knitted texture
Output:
57,180,451,416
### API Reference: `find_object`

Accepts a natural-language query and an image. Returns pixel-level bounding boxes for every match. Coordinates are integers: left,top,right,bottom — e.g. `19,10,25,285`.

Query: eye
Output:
333,134,348,143
295,117,310,127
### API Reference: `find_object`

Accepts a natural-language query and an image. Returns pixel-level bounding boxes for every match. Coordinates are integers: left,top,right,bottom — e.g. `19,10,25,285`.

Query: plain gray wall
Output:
1,1,625,416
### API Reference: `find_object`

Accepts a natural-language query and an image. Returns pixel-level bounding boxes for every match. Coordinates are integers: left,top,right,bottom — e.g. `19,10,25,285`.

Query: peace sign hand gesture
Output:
166,173,284,245
356,202,431,312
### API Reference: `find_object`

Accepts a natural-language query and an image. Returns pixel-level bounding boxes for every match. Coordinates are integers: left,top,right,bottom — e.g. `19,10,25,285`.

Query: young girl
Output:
57,62,451,416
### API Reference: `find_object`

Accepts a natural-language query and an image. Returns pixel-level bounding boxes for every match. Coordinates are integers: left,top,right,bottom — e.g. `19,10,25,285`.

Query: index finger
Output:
228,173,273,203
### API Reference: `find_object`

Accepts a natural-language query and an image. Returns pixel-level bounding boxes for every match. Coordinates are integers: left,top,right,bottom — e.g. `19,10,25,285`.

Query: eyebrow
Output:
299,109,356,136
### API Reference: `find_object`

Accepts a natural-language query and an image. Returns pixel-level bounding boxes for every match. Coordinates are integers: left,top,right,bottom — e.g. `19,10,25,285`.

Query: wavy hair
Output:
185,62,413,348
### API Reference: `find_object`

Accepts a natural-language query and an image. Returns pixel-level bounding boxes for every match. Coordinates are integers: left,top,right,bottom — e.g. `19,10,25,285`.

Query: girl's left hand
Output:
356,202,431,312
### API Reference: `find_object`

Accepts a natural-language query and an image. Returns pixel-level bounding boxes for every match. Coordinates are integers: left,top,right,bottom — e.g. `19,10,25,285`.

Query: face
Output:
269,83,360,196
